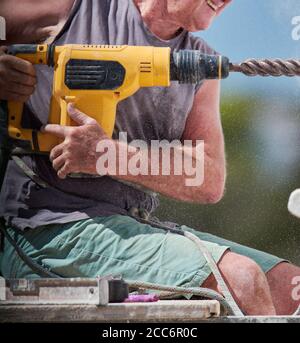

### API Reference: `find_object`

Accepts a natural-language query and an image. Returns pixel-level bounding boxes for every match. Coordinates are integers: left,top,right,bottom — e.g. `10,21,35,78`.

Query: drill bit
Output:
230,58,300,77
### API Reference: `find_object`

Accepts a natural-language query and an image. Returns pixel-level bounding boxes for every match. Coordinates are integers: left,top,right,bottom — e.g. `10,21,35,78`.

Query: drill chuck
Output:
170,50,230,83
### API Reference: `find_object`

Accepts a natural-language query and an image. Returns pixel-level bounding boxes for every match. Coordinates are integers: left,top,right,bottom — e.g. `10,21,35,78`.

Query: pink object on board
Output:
124,294,159,303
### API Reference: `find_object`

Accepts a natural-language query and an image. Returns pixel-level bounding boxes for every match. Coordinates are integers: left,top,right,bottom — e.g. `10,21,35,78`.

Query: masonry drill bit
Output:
230,58,300,77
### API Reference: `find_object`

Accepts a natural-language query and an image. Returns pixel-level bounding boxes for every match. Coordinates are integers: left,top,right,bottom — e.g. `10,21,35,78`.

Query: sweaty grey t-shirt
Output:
0,0,217,230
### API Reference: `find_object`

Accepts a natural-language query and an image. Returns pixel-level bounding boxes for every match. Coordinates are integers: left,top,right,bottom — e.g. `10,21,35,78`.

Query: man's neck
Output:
133,0,182,40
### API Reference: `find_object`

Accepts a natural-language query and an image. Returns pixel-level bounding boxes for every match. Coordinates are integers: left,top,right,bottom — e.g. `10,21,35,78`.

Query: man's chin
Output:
188,18,214,31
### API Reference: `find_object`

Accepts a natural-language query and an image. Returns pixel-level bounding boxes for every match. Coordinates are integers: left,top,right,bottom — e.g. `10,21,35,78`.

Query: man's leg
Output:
266,262,300,315
182,225,299,315
202,251,276,315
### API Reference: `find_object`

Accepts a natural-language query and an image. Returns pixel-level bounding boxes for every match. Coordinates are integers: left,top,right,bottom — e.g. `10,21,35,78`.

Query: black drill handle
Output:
7,44,39,56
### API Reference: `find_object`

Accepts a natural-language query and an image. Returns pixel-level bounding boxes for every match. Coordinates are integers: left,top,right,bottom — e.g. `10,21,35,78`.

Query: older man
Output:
0,0,299,315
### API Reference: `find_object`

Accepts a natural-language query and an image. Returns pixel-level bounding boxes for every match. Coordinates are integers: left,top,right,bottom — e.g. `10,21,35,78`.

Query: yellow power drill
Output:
7,44,229,152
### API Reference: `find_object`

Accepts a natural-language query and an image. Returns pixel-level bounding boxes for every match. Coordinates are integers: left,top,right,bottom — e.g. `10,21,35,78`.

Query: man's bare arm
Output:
45,80,226,204
114,80,226,203
112,81,225,203
182,80,226,202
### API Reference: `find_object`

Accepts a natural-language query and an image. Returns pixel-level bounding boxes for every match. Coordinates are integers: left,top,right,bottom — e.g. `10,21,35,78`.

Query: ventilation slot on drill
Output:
65,59,126,90
140,62,152,73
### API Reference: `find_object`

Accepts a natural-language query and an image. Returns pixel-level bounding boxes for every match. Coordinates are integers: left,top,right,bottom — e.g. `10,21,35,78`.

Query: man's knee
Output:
203,252,267,292
216,252,276,314
218,252,269,296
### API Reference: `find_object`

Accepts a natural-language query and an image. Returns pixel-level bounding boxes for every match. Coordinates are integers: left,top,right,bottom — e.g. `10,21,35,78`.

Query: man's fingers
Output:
0,81,35,100
8,68,37,87
3,54,36,77
57,163,72,179
52,154,66,172
49,143,64,163
42,124,68,138
67,103,96,125
0,53,37,101
6,82,35,97
0,90,29,102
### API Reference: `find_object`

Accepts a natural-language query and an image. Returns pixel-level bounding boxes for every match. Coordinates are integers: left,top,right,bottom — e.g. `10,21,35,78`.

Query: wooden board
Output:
0,300,220,323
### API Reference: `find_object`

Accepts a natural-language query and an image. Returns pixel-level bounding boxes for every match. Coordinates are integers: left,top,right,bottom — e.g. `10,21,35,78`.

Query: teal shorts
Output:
0,215,285,288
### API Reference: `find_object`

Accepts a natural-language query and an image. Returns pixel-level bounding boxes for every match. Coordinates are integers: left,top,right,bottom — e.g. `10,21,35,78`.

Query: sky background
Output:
194,0,300,96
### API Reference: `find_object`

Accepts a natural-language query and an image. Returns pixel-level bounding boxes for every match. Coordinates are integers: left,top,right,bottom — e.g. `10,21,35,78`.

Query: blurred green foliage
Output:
157,93,300,265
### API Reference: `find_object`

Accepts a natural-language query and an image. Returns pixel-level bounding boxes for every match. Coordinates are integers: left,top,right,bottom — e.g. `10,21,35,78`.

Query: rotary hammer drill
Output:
6,44,230,152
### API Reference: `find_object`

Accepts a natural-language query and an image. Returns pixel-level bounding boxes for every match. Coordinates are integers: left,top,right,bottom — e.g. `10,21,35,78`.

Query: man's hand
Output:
0,46,36,102
43,103,110,179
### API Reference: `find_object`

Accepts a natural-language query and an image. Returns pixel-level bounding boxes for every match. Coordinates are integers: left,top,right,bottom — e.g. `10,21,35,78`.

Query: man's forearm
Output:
98,140,226,204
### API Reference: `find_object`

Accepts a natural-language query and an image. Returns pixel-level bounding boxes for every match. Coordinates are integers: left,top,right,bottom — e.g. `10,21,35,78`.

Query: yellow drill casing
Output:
8,44,171,152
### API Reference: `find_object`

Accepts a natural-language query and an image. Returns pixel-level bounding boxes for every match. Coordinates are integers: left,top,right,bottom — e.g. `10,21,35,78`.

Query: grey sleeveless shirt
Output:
0,0,216,230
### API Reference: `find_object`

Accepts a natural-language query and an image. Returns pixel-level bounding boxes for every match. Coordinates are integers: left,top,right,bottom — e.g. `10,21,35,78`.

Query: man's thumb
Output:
67,103,93,125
